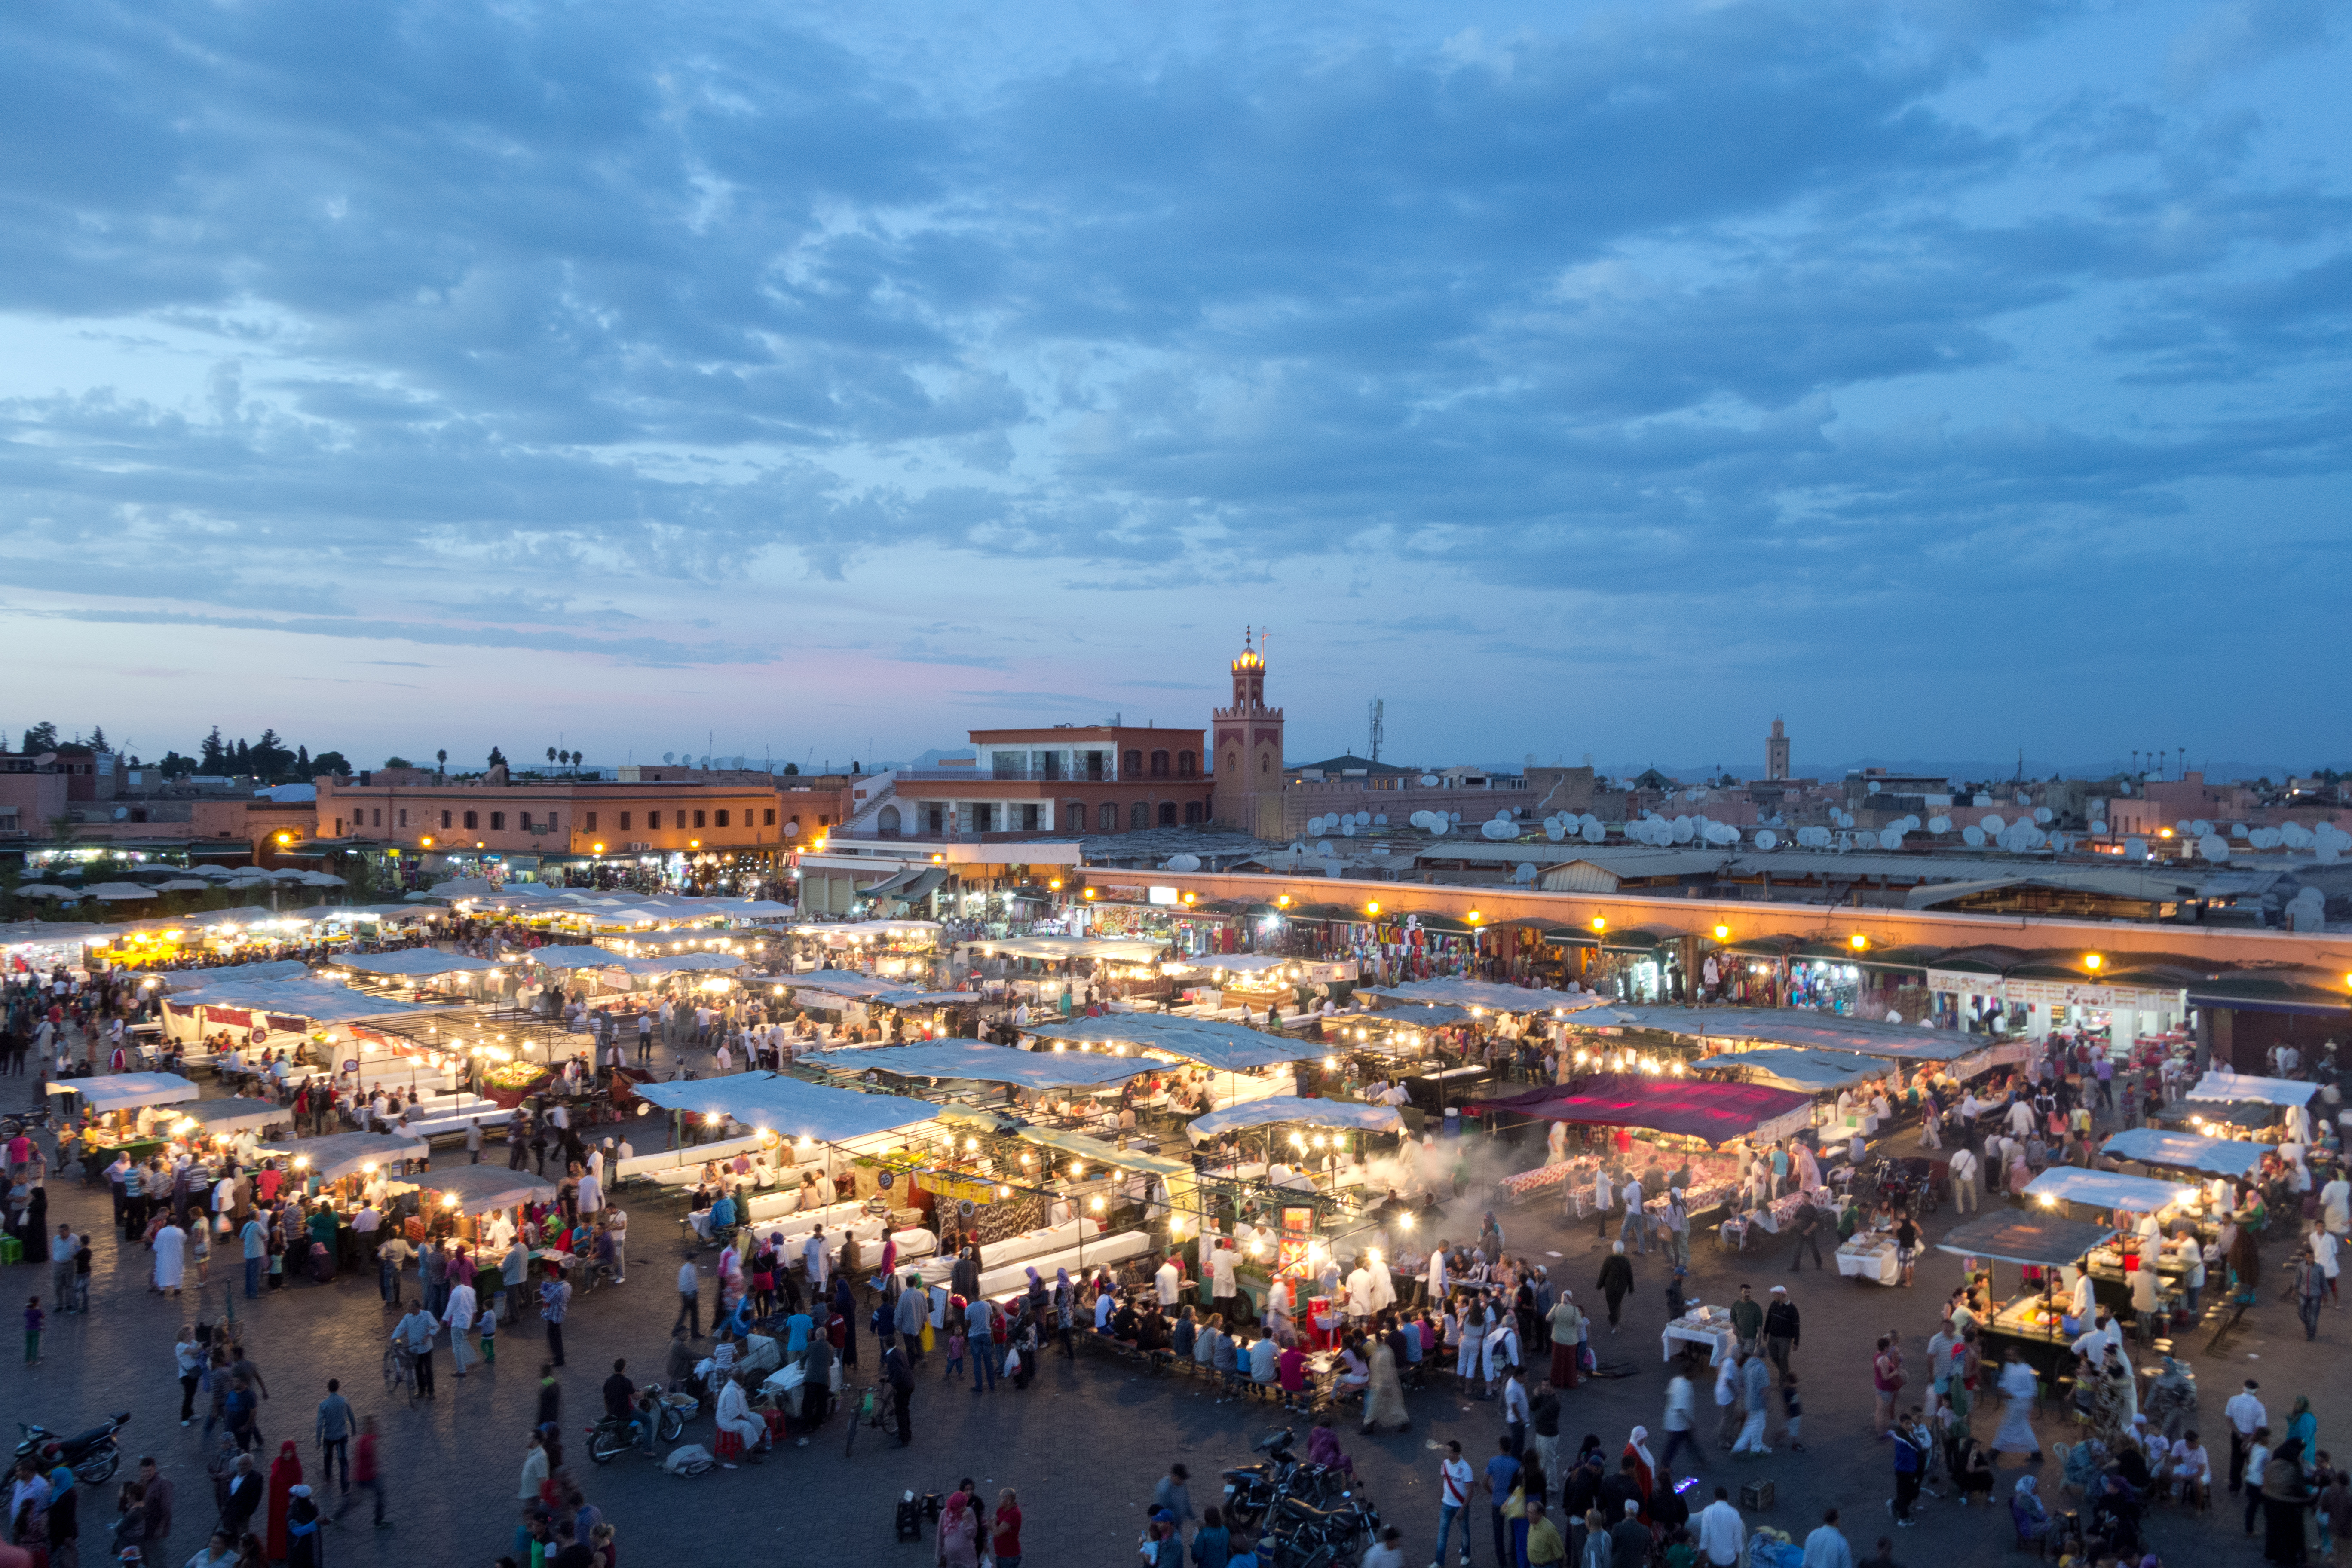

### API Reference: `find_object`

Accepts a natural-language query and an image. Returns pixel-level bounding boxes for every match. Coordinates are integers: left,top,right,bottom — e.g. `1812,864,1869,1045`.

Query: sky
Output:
0,0,2346,778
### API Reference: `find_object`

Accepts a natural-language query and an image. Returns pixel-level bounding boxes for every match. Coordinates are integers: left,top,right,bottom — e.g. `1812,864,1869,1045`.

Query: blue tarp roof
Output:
1187,1096,1406,1142
2099,1128,2267,1178
808,1041,1153,1090
524,946,634,971
2023,1167,2202,1213
1023,1014,1323,1073
334,950,502,977
1603,1006,1970,1061
1689,1047,1889,1093
1358,980,1608,1014
163,978,435,1024
2187,1071,2319,1108
633,1072,939,1144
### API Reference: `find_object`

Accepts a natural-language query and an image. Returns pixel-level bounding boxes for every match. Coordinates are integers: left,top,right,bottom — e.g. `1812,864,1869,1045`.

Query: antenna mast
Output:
1368,698,1384,763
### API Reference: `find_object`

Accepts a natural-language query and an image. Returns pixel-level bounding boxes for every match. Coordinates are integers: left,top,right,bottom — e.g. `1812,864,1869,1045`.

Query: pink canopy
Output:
1464,1072,1813,1147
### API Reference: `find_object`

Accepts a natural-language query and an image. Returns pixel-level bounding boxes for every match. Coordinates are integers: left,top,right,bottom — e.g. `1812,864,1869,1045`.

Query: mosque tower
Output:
1212,629,1287,837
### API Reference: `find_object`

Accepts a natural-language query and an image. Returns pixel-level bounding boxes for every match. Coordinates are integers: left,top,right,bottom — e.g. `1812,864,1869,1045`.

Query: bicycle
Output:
843,1380,882,1458
382,1344,416,1402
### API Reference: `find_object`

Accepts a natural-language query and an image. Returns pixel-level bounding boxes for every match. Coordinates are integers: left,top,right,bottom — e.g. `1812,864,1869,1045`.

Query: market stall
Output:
285,1129,432,1184
409,1164,563,1253
2188,1071,2321,1141
165,1096,289,1162
1936,1211,2119,1380
49,1072,202,1161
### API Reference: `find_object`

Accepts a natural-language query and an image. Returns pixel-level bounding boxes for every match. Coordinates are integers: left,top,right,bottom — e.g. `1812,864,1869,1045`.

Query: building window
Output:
371,808,382,827
1184,800,1204,824
1225,750,1238,774
1124,750,1142,776
396,808,407,828
693,810,706,828
1130,802,1149,830
818,814,830,826
1158,801,1178,827
1150,750,1169,778
1262,753,1271,773
647,810,661,830
619,812,631,830
441,810,452,829
333,818,343,836
463,811,478,830
877,805,901,837
763,808,775,826
1098,803,1119,832
1085,750,1106,781
490,812,505,830
1178,751,1196,778
1021,803,1039,831
585,812,597,832
714,809,730,828
926,806,943,835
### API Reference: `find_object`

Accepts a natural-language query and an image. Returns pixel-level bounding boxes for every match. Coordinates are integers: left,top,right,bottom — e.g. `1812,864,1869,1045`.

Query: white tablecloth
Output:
1835,1233,1900,1285
1662,1310,1736,1364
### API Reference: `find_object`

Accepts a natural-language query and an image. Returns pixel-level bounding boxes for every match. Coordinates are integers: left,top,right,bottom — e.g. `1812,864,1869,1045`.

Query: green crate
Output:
0,1235,22,1266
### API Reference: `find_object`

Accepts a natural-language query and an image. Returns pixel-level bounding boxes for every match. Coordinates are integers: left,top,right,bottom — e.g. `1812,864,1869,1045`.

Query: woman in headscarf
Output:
2009,1474,2064,1549
2143,1357,2198,1442
23,1187,47,1264
284,1483,323,1568
264,1440,303,1562
2086,1343,2138,1450
1547,1289,1585,1390
43,1458,76,1566
1622,1427,1657,1518
831,1274,859,1370
1455,1298,1485,1393
2261,1436,2311,1565
1360,1329,1409,1434
2287,1394,2318,1455
937,1489,981,1568
1308,1416,1357,1476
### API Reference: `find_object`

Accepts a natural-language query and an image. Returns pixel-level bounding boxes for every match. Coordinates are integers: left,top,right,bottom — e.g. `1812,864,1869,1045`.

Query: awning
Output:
1689,1048,1890,1093
47,1073,201,1113
411,1164,559,1215
1180,954,1295,977
166,1098,285,1137
334,950,503,978
960,936,1162,963
807,1041,1154,1091
632,1073,940,1144
525,946,636,971
2022,1167,2201,1213
2187,1071,2319,1108
1023,1014,1323,1073
1357,979,1611,1014
1933,1212,2116,1268
2099,1128,2268,1179
858,868,923,897
1464,1073,1813,1148
1600,1006,1970,1062
162,979,437,1025
155,960,312,993
1187,1096,1405,1142
287,1130,431,1183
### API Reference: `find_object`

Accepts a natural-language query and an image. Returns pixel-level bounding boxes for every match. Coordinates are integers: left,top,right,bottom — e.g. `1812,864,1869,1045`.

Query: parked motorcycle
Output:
17,1410,131,1487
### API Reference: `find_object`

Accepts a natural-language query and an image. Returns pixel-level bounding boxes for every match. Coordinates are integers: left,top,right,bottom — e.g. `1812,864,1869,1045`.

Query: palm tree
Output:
436,748,448,776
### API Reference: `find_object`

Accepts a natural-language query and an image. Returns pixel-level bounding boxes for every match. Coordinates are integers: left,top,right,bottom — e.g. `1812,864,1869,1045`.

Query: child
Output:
478,1303,499,1365
944,1321,967,1382
24,1295,42,1363
1777,1372,1804,1452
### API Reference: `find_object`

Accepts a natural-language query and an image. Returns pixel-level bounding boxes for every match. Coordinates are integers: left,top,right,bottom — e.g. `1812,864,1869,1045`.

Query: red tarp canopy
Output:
1463,1072,1813,1147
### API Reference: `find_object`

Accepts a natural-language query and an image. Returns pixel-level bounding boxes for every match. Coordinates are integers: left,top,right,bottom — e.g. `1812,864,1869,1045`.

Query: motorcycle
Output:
1221,1430,1353,1531
584,1383,688,1464
1263,1490,1380,1568
17,1410,131,1487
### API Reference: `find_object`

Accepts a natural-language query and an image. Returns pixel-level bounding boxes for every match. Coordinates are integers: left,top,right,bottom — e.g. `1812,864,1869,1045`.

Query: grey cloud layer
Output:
0,0,2344,673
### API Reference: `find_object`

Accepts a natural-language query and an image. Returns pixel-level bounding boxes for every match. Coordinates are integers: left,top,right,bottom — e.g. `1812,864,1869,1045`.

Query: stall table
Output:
1662,1305,1736,1364
1835,1231,1901,1285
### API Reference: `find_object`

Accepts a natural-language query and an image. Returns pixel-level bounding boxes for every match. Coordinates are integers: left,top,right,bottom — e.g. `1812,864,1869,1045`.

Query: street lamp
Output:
1849,934,1868,951
1713,924,1730,941
1365,901,1381,917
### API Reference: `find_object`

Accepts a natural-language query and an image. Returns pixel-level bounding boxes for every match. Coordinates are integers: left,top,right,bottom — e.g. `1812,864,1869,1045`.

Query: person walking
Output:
177,1324,207,1425
540,1269,572,1368
1786,1201,1826,1272
884,1339,915,1446
1763,1288,1801,1377
1697,1487,1743,1568
1733,1348,1772,1456
1802,1509,1851,1568
337,1415,386,1529
1435,1439,1474,1568
240,1213,268,1298
314,1381,353,1495
1153,1464,1197,1546
392,1302,438,1399
1598,1244,1635,1334
2296,1248,2328,1341
443,1274,479,1378
1660,1363,1700,1478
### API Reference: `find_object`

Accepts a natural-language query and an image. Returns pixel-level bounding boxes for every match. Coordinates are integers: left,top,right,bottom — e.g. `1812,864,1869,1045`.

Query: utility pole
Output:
1367,698,1384,763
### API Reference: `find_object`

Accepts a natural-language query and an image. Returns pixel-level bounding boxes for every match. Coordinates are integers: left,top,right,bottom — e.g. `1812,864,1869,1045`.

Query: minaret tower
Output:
1211,628,1286,836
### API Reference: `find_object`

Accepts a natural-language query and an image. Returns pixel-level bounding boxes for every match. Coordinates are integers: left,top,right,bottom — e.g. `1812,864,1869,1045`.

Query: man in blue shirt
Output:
1485,1436,1521,1568
784,1307,812,1358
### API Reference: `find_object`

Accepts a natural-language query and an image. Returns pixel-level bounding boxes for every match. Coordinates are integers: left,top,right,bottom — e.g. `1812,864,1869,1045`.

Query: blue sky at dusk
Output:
0,0,2345,775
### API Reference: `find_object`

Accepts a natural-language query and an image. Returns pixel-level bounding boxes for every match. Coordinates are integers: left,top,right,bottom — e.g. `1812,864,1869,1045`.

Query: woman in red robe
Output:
265,1439,303,1560
1622,1426,1656,1521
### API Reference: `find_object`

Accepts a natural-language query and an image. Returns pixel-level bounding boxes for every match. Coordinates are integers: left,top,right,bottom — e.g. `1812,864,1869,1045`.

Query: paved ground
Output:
3,1073,2338,1568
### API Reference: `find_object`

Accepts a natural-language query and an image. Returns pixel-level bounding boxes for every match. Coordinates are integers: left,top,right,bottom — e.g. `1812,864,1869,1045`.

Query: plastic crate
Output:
0,1235,21,1266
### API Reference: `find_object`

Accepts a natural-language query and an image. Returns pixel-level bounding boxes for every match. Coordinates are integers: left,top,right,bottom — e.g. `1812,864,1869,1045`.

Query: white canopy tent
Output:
46,1072,200,1114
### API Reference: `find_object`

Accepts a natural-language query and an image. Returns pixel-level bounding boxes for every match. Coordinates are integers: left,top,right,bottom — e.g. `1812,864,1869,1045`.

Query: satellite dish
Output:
1671,818,1694,844
1962,826,1987,847
112,807,128,821
1449,811,1460,822
1372,814,1387,827
1981,814,2005,834
2125,836,2148,860
1580,820,1605,844
2034,807,2053,825
1755,829,1779,850
1340,821,1356,837
2284,823,2315,848
1515,862,1537,882
1545,821,1566,841
1927,816,1952,834
784,822,799,837
1866,780,1881,793
34,752,57,767
2190,819,2213,837
1879,827,1904,850
2198,833,2230,862
2015,791,2030,806
2231,823,2249,839
1315,839,1335,855
1494,807,1513,821
1419,774,1439,787
1307,816,1327,835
